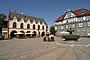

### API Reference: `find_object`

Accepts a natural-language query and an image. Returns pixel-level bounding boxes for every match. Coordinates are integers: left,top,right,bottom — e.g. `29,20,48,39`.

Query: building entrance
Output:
10,30,17,38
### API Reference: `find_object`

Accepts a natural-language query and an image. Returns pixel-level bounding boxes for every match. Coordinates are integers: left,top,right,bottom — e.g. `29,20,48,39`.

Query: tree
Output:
50,26,56,34
0,13,5,27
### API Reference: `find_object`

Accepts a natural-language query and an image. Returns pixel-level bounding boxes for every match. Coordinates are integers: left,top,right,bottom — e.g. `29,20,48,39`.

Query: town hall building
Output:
3,11,48,39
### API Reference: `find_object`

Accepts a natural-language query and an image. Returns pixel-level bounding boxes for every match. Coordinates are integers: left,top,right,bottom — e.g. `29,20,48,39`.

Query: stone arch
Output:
20,31,25,33
19,31,25,38
32,31,37,37
26,31,31,37
10,30,17,39
41,31,45,37
26,31,30,33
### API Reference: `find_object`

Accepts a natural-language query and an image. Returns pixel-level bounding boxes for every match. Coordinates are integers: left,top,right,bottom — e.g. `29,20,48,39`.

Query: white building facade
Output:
3,11,48,39
55,8,90,36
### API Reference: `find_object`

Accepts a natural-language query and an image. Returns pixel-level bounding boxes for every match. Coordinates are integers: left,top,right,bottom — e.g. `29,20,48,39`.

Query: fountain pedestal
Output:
62,28,80,41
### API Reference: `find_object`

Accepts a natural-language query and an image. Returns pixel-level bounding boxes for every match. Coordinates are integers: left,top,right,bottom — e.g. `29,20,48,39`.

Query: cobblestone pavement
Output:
0,37,90,60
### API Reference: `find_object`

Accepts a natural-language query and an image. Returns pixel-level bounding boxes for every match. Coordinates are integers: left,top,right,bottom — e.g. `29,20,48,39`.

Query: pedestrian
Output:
51,34,54,41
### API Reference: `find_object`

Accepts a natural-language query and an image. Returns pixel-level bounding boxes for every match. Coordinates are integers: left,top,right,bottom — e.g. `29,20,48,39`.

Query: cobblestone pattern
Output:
0,38,59,60
0,37,90,60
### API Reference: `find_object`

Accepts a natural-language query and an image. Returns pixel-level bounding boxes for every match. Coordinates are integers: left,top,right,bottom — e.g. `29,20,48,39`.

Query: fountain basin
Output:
62,34,80,41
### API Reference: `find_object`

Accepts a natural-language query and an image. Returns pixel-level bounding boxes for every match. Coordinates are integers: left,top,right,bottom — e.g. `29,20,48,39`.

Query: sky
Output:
0,0,90,26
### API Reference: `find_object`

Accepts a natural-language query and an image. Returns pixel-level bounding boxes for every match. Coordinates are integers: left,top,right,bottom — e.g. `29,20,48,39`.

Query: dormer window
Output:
36,20,38,24
81,12,84,15
24,18,27,22
30,20,33,23
80,10,86,15
17,17,21,22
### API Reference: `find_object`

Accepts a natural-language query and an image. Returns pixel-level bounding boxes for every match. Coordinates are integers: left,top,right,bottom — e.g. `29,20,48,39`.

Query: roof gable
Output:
64,11,76,19
55,8,90,22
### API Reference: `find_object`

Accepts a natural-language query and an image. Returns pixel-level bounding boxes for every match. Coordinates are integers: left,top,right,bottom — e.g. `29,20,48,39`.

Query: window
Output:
4,21,8,28
61,26,64,29
66,25,69,29
86,16,90,21
80,10,85,15
33,24,35,29
83,16,86,21
88,22,90,26
27,24,30,29
86,18,89,21
75,18,78,22
68,19,73,23
20,23,23,29
78,23,83,27
67,12,72,18
77,18,81,22
38,25,40,30
42,26,44,30
46,26,48,32
72,24,75,28
63,20,66,23
13,22,17,28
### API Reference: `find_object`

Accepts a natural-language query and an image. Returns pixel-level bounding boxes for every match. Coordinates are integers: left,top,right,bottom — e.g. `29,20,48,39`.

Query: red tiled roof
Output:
74,8,90,16
55,16,64,22
55,8,90,22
